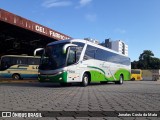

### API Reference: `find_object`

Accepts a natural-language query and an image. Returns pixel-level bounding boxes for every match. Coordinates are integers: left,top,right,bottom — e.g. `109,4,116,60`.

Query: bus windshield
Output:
0,57,10,70
131,69,141,74
39,42,84,70
39,43,68,70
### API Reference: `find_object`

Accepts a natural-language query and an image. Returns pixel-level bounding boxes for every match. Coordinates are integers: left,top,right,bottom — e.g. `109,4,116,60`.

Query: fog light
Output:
59,77,62,80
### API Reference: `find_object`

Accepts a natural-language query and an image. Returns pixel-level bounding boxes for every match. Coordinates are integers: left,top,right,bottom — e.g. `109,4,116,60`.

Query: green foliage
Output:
131,50,160,69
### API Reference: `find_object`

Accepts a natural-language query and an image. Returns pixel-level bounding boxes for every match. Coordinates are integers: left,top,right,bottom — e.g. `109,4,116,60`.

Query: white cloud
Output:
76,0,92,8
85,14,97,22
42,0,72,8
115,28,127,34
80,0,92,6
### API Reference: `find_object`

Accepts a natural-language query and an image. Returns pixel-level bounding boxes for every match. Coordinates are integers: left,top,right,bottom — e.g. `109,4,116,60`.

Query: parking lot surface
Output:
0,80,160,120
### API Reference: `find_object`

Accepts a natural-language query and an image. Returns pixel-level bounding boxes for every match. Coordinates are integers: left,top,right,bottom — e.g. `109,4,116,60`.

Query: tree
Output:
139,50,154,69
131,60,138,69
131,50,160,69
139,50,154,61
150,57,160,69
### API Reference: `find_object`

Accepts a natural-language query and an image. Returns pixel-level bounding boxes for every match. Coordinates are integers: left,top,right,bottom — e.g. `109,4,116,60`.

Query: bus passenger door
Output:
67,64,80,82
66,47,80,82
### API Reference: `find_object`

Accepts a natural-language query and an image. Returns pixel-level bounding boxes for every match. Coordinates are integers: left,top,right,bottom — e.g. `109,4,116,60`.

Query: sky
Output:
0,0,160,61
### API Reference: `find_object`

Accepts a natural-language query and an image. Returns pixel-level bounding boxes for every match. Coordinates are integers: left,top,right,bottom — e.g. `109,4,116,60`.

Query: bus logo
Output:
2,112,11,117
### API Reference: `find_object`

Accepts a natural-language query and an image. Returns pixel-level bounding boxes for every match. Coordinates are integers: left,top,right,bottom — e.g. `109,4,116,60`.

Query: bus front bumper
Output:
38,71,67,83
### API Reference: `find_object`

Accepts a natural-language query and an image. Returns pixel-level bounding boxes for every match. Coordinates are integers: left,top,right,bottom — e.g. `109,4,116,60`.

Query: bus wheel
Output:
131,78,135,81
12,74,21,80
81,73,89,87
115,75,123,84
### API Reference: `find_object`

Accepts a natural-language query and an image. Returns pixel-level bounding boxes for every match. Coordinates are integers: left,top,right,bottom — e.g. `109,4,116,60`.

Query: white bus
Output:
0,55,40,80
34,39,131,86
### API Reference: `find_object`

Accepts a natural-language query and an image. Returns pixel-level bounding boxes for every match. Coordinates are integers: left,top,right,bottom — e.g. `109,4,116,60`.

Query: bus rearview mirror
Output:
62,44,77,54
34,48,44,56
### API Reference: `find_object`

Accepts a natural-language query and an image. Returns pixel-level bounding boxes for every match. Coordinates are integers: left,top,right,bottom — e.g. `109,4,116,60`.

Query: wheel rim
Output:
13,75,19,80
84,76,88,85
120,76,123,84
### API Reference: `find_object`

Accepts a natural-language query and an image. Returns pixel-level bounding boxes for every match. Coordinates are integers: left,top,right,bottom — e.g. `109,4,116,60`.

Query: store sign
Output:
35,25,70,40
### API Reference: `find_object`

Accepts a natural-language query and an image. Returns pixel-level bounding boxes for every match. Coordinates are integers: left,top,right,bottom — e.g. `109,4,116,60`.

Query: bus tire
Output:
115,75,123,84
12,74,21,80
131,78,135,81
81,73,89,87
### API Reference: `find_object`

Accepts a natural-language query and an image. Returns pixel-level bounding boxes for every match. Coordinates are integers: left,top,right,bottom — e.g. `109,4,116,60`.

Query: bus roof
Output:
47,39,87,45
1,55,40,58
47,39,129,58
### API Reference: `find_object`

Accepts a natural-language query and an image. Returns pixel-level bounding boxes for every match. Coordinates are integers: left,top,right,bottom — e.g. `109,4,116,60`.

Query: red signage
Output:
0,8,71,40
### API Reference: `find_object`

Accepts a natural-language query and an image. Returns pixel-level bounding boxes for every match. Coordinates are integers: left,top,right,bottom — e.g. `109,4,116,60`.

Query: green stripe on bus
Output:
89,68,130,82
87,66,105,74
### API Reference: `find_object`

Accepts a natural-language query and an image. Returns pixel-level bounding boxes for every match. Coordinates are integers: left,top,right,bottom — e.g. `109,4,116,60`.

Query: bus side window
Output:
28,58,40,65
95,49,106,61
84,45,97,60
67,47,76,65
83,56,89,60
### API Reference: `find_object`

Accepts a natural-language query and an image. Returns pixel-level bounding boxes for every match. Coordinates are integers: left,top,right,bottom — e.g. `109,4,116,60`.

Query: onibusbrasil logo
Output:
1,112,42,118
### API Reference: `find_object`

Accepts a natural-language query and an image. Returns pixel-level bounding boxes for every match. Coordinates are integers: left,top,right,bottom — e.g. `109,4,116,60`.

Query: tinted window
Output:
39,43,68,70
84,45,97,60
67,47,76,65
0,57,11,70
95,48,107,61
28,58,40,65
72,42,85,62
8,57,28,65
85,45,130,65
131,70,140,74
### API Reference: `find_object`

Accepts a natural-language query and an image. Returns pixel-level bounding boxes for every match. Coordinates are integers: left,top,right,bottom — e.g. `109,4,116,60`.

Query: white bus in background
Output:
34,39,131,86
0,55,40,80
